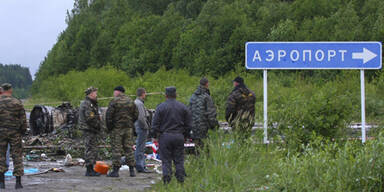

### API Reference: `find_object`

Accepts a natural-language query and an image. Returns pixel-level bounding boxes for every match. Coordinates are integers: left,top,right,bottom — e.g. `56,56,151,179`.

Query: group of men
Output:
0,76,255,189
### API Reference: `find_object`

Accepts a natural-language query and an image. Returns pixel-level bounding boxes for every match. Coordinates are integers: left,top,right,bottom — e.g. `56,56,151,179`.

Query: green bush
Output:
270,135,384,191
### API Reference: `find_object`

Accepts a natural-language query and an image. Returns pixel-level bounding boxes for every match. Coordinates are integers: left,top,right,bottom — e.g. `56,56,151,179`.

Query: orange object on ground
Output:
94,161,109,175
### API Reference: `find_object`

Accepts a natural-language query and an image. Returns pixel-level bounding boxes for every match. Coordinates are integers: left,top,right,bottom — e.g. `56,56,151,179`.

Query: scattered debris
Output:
94,161,109,175
5,168,39,177
77,158,85,165
64,154,73,166
41,153,48,159
49,168,65,173
26,154,41,161
120,165,129,171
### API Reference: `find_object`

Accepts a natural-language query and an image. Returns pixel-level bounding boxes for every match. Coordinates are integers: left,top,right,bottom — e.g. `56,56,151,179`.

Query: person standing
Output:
189,78,218,154
106,86,138,177
0,87,9,171
79,87,101,177
0,83,27,189
225,77,256,139
152,87,192,184
134,88,152,173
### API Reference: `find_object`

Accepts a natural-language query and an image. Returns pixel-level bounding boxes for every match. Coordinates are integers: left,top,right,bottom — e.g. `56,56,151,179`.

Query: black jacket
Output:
152,98,192,138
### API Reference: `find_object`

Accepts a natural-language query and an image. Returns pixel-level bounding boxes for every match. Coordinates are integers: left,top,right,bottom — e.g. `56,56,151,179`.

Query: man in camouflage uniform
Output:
79,86,101,177
106,86,138,177
0,88,10,172
189,78,218,154
0,83,27,189
225,77,256,139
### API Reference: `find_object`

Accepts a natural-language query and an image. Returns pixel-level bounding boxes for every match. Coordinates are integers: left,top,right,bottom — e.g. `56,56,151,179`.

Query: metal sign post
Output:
246,42,382,144
263,69,268,144
361,70,366,143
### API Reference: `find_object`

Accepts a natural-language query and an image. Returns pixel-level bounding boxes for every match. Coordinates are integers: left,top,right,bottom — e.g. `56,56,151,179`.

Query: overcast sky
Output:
0,0,74,79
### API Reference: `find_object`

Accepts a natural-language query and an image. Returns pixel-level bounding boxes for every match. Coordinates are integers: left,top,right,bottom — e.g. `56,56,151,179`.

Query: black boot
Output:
163,175,171,184
15,176,23,189
85,165,100,177
0,172,5,189
107,166,120,177
129,166,136,177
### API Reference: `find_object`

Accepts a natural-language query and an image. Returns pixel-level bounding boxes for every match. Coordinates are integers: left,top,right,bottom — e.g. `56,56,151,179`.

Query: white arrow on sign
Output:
352,48,377,64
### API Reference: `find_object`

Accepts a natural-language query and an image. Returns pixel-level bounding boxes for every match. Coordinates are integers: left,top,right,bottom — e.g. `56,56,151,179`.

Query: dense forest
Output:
0,64,32,98
34,0,384,85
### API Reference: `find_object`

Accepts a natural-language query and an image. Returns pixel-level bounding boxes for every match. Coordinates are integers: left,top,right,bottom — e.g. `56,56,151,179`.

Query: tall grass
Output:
152,130,280,192
271,134,384,191
151,131,384,192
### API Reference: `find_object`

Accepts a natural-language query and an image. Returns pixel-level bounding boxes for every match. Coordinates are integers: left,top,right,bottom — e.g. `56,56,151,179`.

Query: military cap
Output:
200,77,209,86
85,86,98,95
233,76,244,84
114,85,125,93
165,86,176,97
1,83,12,91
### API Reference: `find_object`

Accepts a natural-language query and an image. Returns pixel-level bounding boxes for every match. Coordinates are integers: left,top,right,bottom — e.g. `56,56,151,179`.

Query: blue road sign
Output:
245,42,382,69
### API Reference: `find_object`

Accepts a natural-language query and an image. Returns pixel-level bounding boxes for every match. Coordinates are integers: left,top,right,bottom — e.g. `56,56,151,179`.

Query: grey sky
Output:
0,0,74,79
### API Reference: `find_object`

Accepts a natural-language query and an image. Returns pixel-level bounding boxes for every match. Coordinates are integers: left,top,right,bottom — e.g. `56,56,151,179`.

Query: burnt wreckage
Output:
28,102,154,138
29,102,79,137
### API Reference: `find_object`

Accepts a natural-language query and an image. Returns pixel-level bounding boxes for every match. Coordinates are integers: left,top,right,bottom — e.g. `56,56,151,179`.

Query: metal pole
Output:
361,70,366,143
263,70,269,144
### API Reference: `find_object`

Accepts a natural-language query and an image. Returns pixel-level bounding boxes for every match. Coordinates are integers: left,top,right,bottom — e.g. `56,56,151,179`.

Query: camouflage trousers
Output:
230,117,254,140
83,132,99,166
110,128,135,167
0,130,24,176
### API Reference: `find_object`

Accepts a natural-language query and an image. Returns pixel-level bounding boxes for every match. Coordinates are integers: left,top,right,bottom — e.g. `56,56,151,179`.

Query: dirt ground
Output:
3,160,161,192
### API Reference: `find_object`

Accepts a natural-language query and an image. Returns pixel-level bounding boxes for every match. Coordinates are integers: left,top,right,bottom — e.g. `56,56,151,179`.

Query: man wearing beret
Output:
79,86,101,176
0,83,27,189
225,77,256,139
106,86,138,177
152,87,192,184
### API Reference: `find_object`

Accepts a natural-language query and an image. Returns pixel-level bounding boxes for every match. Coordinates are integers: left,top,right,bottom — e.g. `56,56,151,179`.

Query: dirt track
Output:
3,161,160,192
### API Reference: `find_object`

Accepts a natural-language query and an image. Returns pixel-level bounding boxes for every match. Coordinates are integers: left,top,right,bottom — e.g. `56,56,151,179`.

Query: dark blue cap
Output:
165,86,176,97
114,86,125,93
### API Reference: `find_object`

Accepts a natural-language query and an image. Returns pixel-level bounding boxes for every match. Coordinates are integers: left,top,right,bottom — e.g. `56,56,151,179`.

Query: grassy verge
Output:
151,130,279,192
150,131,384,191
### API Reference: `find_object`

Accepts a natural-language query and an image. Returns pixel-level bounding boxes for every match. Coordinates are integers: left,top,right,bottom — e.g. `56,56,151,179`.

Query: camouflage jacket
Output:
225,84,256,124
0,95,27,133
79,96,101,133
106,93,138,131
189,86,218,139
